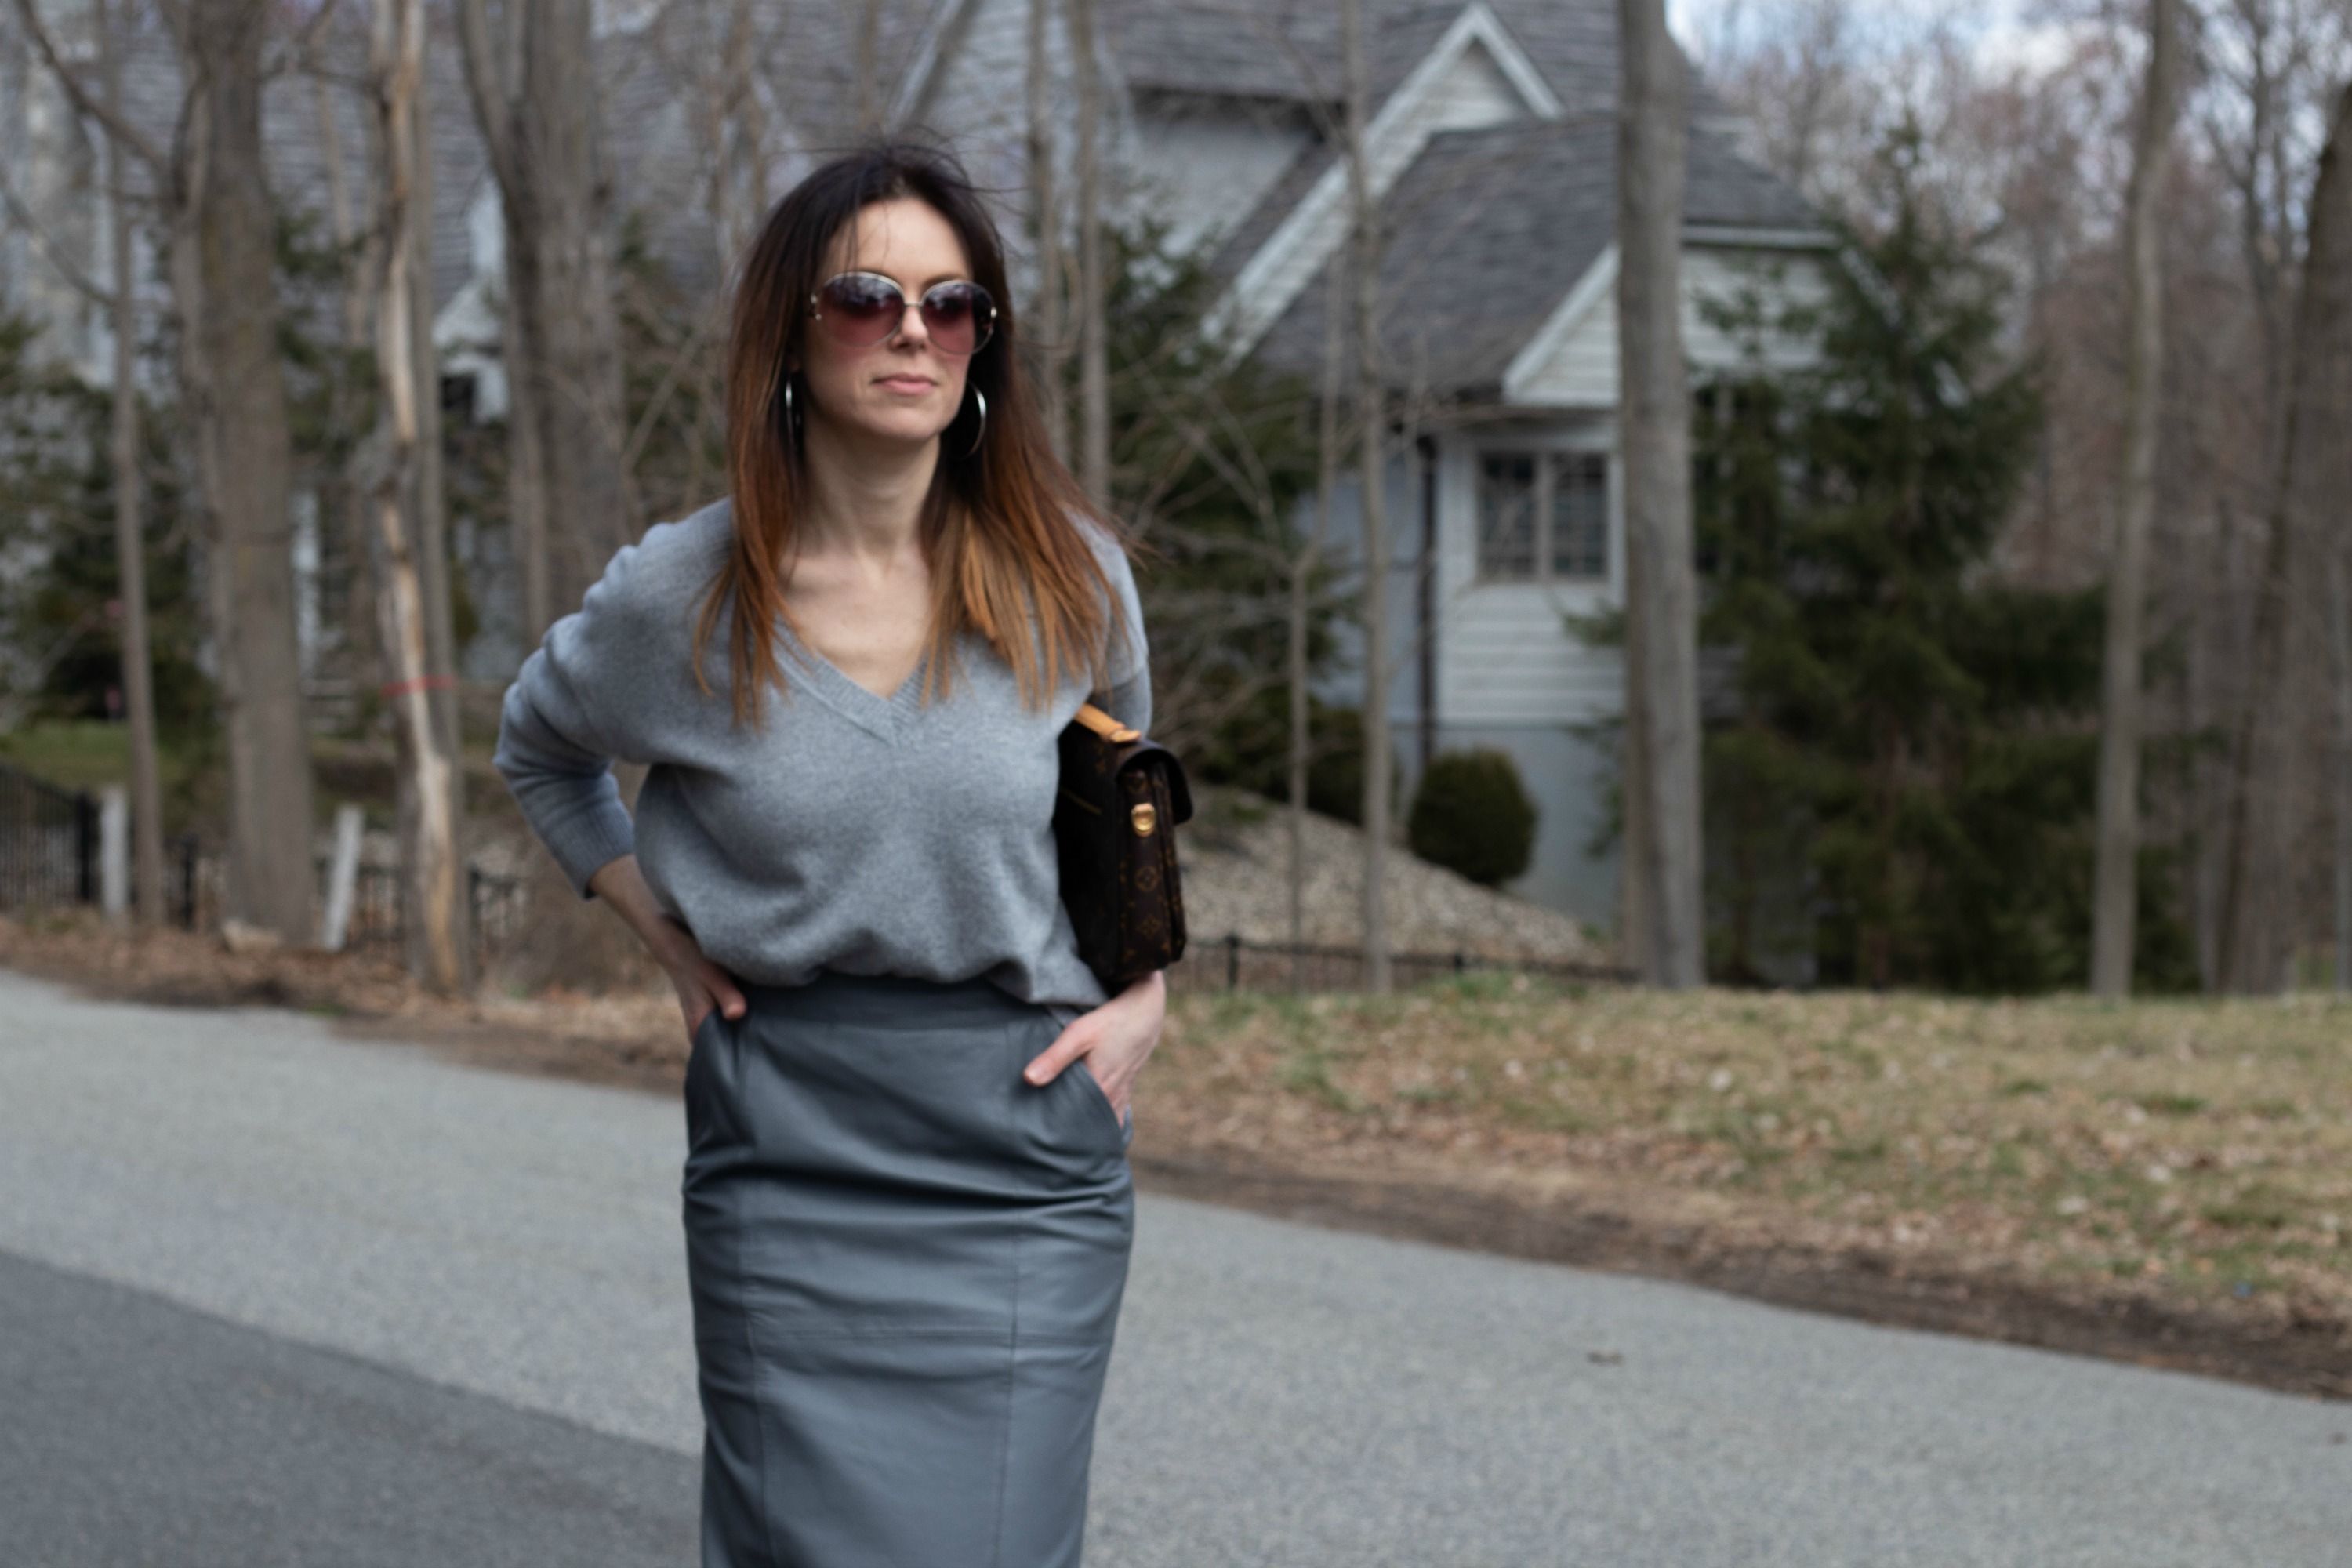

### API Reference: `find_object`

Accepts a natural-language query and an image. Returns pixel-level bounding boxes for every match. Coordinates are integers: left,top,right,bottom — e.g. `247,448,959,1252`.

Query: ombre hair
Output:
696,142,1120,726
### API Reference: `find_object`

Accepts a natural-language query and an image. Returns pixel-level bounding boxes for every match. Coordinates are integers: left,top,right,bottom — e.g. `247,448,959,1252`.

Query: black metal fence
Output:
7,762,1621,990
0,761,201,926
325,863,527,958
1165,932,1632,994
0,760,93,911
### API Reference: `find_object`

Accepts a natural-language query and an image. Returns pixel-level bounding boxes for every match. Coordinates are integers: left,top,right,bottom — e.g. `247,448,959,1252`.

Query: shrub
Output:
1408,749,1537,887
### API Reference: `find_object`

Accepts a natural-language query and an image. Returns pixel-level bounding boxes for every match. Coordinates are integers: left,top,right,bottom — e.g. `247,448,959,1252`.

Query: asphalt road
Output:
2,969,2347,1567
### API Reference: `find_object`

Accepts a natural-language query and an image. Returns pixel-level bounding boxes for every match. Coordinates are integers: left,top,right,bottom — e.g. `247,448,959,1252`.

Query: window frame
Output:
1470,439,1619,590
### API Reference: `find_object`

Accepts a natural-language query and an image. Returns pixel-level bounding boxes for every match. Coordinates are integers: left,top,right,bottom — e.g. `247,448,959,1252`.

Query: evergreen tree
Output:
1695,138,2194,993
1100,225,1335,769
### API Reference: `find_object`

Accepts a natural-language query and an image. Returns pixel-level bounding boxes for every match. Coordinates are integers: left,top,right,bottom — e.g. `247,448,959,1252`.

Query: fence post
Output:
319,804,364,952
1225,931,1241,992
73,789,97,903
178,835,198,929
100,786,129,927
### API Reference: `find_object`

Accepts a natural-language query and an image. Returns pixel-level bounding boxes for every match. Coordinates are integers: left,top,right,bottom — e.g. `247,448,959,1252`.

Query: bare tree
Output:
1025,0,1068,460
2332,534,2352,989
1338,0,1392,991
456,0,631,639
2092,0,2183,996
95,0,163,929
1065,0,1109,504
855,0,882,132
649,0,772,273
17,0,320,940
1617,0,1704,987
361,0,466,990
2218,81,2352,993
1294,248,1345,975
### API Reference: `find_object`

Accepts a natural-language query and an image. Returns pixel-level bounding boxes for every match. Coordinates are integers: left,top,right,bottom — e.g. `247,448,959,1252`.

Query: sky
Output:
1666,0,2089,79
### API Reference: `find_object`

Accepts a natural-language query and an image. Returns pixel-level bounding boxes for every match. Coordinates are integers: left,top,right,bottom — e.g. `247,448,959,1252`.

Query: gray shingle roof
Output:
1248,121,1819,397
1103,0,1621,118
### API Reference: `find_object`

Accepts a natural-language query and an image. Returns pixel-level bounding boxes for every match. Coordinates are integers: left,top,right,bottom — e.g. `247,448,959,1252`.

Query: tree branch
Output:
0,155,121,308
264,0,345,78
452,0,519,193
10,0,170,171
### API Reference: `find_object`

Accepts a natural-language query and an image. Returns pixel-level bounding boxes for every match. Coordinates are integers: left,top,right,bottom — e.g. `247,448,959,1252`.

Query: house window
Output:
1477,454,1538,579
1477,450,1611,582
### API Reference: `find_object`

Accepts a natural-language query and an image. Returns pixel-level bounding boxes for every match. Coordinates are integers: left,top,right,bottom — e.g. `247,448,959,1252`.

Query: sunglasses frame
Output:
808,270,997,358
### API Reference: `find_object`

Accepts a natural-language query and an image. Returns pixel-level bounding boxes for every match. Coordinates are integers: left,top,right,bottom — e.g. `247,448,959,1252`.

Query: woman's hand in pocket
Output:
1022,971,1167,1122
586,854,746,1040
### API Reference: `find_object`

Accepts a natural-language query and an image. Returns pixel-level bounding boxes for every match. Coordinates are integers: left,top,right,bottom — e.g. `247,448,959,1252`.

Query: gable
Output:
1206,2,1563,354
1503,244,1835,408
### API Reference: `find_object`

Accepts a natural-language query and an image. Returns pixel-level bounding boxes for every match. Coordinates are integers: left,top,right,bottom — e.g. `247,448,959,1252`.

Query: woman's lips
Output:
877,375,935,394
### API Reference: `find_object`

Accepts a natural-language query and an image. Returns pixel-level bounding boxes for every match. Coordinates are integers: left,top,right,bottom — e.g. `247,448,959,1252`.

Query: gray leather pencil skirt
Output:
682,971,1134,1568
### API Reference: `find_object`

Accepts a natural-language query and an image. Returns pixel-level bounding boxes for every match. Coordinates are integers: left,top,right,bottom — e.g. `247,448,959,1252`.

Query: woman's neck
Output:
795,415,939,568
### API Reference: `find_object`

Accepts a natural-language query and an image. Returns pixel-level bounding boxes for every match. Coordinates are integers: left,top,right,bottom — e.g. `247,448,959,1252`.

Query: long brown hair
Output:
697,142,1119,725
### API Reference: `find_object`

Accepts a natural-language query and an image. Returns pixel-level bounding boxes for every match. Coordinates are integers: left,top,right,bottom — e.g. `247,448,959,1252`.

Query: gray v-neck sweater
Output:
493,499,1151,1008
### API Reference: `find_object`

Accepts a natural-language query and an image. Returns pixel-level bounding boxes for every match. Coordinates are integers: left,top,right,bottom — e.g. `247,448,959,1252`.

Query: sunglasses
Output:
808,271,997,358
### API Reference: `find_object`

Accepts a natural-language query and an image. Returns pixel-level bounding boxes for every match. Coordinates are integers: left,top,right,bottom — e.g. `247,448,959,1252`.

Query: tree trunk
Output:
184,0,314,940
98,0,163,930
2217,83,2352,995
457,0,630,638
1341,0,1391,993
1025,0,1068,462
1292,249,1347,988
407,26,465,907
370,0,466,993
1065,0,1109,505
855,0,882,132
2332,542,2352,991
1617,0,1704,988
1620,561,1651,975
2092,0,2180,997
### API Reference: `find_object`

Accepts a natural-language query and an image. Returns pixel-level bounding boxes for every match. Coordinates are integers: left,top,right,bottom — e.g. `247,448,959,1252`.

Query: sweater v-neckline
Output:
781,623,927,743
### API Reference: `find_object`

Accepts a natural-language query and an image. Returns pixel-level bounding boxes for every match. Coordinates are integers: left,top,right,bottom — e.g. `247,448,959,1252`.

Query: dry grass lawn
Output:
1149,978,2352,1325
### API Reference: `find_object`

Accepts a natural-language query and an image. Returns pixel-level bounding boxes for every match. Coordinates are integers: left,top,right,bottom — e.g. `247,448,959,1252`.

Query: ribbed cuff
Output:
541,797,637,899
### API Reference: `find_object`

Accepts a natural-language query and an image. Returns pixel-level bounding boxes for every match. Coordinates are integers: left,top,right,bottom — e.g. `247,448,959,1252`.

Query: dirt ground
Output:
5,911,2345,1401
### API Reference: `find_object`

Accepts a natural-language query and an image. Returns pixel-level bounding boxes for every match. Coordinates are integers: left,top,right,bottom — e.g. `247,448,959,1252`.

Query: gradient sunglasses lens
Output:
815,273,906,347
920,281,994,355
814,273,995,355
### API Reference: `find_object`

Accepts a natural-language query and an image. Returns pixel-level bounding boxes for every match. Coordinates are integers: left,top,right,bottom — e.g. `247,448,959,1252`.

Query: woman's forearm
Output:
587,855,677,956
590,854,746,1032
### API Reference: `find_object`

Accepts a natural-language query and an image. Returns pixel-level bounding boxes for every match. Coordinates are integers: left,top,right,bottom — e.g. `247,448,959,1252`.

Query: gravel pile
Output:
1175,789,1608,964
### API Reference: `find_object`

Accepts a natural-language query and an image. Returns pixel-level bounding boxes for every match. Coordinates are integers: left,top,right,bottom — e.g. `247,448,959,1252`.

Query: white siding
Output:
1424,36,1532,129
1428,431,1625,728
1683,247,1832,372
1121,111,1313,260
1507,246,1832,409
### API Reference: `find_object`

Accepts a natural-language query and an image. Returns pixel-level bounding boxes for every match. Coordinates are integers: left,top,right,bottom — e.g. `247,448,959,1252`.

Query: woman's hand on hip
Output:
586,853,746,1039
1023,971,1167,1123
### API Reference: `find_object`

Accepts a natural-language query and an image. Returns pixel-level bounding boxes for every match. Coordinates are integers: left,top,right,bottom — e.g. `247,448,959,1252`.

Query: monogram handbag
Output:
1055,703,1192,991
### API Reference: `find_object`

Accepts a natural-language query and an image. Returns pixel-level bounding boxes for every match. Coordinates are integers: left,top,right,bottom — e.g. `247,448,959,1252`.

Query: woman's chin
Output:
825,408,956,452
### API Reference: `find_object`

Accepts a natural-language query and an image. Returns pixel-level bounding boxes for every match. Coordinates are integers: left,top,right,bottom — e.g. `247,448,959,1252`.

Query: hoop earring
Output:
782,376,802,442
964,388,987,459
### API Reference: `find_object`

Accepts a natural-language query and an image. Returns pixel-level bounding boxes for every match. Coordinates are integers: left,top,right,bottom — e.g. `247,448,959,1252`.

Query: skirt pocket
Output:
1069,1057,1130,1143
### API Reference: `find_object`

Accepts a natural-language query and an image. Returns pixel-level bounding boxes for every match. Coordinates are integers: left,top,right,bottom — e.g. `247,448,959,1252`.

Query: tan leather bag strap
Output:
1073,703,1142,745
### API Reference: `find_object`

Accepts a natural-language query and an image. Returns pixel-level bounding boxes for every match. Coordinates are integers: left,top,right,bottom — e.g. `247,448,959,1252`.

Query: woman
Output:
494,143,1163,1567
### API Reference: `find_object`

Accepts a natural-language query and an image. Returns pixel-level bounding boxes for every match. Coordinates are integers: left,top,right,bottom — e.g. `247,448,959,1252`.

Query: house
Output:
914,0,1831,928
0,0,1828,932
